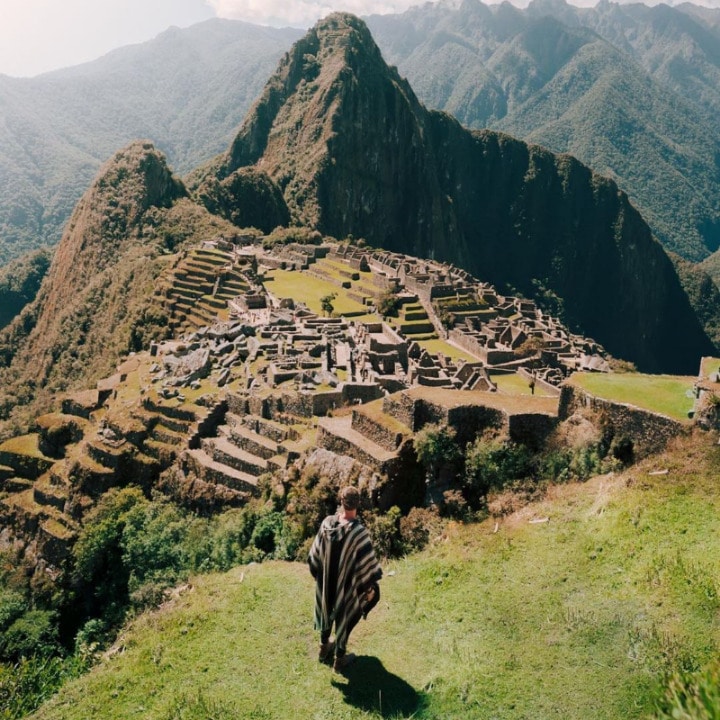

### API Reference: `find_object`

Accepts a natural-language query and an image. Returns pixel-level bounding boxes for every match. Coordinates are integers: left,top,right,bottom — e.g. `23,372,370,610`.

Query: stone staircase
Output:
178,409,300,501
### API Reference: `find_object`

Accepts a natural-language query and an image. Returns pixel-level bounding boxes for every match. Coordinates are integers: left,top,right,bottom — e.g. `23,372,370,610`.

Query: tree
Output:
414,422,462,505
320,292,336,317
376,290,399,317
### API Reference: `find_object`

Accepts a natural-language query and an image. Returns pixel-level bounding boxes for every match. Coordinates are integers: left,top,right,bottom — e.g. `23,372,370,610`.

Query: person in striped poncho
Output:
308,486,383,672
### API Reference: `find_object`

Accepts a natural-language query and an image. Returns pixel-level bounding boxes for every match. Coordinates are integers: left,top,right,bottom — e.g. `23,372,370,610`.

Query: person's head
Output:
339,485,360,513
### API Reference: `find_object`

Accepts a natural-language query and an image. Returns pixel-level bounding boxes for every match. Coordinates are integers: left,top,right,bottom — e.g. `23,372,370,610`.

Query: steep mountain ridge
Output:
201,12,713,374
0,142,237,433
367,0,720,261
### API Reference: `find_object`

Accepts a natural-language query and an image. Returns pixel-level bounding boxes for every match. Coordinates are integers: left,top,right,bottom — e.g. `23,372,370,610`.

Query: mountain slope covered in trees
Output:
0,20,301,266
366,0,720,261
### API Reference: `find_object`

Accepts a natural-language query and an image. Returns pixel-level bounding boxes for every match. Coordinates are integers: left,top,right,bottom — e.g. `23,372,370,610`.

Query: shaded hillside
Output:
0,248,51,330
366,0,720,261
199,12,714,375
0,142,238,436
0,20,301,266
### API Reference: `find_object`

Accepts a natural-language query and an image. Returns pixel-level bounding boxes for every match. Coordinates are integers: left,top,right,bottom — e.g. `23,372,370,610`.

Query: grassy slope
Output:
31,438,720,720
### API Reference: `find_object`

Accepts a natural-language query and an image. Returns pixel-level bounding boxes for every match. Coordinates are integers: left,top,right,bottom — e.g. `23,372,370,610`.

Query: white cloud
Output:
207,0,427,27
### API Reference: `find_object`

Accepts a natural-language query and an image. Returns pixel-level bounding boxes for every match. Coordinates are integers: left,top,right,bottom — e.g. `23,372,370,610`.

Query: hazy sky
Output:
0,0,427,77
2,0,718,77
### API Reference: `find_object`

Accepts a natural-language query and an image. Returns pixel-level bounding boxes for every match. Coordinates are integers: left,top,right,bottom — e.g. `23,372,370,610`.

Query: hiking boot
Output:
318,640,335,663
333,652,356,672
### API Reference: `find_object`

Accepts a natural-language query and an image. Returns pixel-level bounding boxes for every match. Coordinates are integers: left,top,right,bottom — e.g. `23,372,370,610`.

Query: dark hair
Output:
339,486,360,511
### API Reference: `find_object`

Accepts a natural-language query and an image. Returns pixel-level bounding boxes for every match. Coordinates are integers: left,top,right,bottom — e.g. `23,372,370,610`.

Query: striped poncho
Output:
308,514,383,652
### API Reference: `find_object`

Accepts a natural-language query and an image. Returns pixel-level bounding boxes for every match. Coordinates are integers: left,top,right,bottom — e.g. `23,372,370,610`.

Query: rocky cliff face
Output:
204,12,714,374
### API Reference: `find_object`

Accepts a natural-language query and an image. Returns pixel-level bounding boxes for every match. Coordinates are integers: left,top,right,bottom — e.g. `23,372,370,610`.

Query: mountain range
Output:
0,20,301,267
3,1,720,269
366,0,720,263
0,11,714,439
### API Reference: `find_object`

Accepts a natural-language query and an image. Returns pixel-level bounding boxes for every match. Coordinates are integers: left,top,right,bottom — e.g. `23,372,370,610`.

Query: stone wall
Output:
382,392,416,430
559,385,688,459
508,413,559,451
341,383,384,405
351,410,405,452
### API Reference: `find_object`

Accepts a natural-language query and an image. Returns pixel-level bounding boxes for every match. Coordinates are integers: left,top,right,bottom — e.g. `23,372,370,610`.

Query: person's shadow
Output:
331,655,425,718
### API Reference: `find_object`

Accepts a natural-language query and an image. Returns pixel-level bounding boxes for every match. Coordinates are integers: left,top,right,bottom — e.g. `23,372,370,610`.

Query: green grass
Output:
490,371,540,395
264,269,370,317
570,372,696,422
701,357,720,379
28,440,720,720
418,339,478,363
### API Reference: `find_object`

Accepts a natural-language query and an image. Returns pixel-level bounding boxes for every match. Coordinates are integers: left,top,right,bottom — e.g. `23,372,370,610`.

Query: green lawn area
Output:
491,371,539,395
419,339,478,363
570,372,696,421
264,269,370,317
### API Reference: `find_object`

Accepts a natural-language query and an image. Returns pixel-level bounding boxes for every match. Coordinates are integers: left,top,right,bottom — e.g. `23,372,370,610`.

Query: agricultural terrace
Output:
416,338,478,363
701,357,720,379
569,372,696,422
263,268,374,319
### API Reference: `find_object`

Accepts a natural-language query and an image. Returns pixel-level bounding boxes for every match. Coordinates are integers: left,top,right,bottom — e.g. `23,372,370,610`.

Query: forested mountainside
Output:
0,19,301,266
0,142,239,434
366,0,720,262
196,12,714,375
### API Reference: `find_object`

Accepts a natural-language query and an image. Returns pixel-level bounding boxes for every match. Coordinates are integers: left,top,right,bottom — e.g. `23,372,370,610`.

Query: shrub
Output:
364,506,403,558
464,434,534,497
0,610,59,660
376,290,400,317
414,423,462,484
654,660,720,719
0,590,26,635
400,506,443,553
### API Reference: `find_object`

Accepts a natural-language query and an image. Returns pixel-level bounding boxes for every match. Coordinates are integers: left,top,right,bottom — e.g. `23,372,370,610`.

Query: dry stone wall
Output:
559,385,688,458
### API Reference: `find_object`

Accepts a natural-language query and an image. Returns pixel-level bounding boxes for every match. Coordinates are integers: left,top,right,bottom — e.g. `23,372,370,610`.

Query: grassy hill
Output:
24,435,720,720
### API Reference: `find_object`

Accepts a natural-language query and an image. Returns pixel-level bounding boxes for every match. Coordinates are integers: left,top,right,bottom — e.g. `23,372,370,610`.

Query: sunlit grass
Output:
30,439,720,720
264,269,369,316
418,338,478,363
570,372,695,422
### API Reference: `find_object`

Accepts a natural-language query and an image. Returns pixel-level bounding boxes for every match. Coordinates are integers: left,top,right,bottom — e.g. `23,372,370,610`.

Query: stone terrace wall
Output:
351,410,405,452
508,413,559,451
382,392,416,430
559,385,688,459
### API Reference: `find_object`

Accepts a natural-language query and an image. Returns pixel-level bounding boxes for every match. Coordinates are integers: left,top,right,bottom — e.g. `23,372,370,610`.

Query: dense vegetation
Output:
2,434,719,718
0,249,51,330
367,0,720,262
0,21,301,266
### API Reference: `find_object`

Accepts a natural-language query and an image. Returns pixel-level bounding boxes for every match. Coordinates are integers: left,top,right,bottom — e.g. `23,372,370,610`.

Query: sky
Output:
2,0,719,78
0,0,427,77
